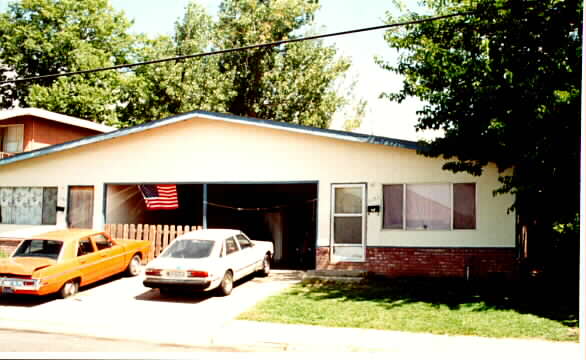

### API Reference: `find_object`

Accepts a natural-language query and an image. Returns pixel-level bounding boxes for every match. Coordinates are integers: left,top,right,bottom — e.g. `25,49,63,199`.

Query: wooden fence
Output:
104,224,202,261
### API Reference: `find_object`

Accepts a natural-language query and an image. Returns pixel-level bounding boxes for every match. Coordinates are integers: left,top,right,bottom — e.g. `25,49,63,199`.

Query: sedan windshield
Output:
160,239,214,259
13,239,63,260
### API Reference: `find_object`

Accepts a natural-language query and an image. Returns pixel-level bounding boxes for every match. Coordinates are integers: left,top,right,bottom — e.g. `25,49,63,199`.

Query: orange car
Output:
0,229,151,298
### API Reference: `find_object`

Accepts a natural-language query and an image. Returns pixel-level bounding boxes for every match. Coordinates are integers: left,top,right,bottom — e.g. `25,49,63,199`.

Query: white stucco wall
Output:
0,115,515,248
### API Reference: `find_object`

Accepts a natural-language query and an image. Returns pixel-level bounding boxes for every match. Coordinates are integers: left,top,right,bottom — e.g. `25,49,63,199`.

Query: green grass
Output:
0,249,7,258
238,277,579,342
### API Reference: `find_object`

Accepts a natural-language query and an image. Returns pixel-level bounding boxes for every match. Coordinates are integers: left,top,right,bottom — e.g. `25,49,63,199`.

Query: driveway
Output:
0,269,304,347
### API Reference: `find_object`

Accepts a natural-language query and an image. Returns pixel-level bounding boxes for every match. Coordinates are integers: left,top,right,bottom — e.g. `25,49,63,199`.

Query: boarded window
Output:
0,187,57,225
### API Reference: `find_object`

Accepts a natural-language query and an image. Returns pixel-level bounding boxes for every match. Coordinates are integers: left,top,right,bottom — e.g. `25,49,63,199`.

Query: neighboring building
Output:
0,110,518,278
0,107,115,159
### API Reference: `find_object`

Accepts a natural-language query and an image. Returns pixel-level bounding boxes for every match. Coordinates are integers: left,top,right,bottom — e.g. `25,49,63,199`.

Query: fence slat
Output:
123,224,129,239
162,225,170,249
148,225,156,261
129,224,136,240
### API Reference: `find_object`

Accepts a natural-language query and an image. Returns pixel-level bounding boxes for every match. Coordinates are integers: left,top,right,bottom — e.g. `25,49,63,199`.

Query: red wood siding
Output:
1,115,102,152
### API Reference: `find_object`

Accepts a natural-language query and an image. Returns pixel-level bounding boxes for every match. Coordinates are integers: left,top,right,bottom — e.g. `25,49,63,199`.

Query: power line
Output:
0,12,468,85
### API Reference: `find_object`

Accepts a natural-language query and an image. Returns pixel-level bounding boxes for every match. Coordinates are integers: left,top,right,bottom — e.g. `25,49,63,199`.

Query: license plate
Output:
1,287,14,294
167,271,186,278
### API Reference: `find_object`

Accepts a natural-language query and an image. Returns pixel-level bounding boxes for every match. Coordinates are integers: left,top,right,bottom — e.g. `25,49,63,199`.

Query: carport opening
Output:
105,183,317,270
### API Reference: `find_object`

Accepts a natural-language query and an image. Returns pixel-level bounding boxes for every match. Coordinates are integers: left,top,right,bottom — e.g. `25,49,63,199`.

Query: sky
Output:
0,0,435,141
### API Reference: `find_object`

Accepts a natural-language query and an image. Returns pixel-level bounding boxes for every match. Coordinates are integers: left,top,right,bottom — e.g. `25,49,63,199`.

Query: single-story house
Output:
0,110,518,278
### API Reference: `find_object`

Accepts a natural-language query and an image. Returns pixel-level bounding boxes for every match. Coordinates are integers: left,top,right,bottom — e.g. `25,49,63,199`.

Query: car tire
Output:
218,271,233,296
60,279,79,299
259,253,271,277
125,254,141,277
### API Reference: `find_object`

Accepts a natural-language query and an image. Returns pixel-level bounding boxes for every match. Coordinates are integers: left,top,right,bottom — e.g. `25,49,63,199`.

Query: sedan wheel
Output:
126,254,141,276
218,271,233,296
60,280,79,299
259,254,271,277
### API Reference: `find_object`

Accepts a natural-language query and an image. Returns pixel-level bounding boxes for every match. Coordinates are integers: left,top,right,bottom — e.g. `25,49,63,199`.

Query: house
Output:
0,110,518,278
0,107,115,159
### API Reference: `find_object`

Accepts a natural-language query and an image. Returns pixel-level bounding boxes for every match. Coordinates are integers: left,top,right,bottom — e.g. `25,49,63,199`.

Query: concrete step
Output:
303,269,368,283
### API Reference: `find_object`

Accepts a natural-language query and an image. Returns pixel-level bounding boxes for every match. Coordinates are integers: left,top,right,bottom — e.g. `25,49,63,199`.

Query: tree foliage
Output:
0,0,354,129
380,0,581,237
0,0,136,125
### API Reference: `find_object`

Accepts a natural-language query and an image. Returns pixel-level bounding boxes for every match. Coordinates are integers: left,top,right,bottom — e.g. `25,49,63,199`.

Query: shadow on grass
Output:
294,275,579,328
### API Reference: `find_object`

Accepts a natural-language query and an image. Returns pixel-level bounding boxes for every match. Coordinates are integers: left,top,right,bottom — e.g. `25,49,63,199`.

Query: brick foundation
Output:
316,246,518,279
0,238,22,256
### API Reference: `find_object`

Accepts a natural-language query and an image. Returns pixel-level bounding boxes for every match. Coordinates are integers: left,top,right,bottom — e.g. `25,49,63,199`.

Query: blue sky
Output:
1,0,431,140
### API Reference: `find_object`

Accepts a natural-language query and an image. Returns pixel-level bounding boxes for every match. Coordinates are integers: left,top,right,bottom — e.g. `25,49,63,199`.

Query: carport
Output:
105,182,317,269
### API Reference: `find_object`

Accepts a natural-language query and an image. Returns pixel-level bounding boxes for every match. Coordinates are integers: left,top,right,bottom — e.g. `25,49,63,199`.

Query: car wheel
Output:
259,254,271,277
125,254,141,277
218,271,233,296
60,279,79,299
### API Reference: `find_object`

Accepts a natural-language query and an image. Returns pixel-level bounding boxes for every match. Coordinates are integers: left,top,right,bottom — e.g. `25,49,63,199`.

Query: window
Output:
14,239,63,260
92,234,114,250
236,234,253,249
77,238,95,256
0,187,58,225
383,183,476,230
225,237,239,255
0,125,24,153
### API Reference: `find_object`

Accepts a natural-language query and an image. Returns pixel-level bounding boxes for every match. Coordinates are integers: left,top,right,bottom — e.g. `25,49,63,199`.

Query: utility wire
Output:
0,12,468,85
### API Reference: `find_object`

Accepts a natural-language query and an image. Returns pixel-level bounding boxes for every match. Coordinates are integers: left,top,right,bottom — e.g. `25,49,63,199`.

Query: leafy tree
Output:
380,0,581,261
126,0,352,128
0,0,136,125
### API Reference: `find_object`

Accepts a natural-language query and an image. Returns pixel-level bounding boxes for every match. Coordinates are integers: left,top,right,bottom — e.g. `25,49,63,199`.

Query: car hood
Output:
0,257,56,276
146,257,215,271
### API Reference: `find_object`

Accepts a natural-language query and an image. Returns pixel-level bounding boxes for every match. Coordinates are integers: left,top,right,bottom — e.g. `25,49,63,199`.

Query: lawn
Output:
238,277,579,342
0,249,7,258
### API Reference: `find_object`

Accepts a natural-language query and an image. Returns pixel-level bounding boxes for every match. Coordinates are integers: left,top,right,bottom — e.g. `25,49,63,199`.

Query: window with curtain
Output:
382,183,476,230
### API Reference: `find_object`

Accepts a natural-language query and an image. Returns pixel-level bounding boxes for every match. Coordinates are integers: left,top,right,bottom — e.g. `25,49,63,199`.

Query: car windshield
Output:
160,239,214,259
13,239,63,260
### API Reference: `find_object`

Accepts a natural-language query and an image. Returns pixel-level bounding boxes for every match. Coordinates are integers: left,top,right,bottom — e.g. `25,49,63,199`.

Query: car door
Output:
224,236,246,281
90,233,125,279
235,233,258,276
75,237,102,285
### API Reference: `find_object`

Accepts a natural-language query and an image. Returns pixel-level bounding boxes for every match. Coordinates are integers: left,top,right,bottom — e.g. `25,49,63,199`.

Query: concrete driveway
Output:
0,269,304,347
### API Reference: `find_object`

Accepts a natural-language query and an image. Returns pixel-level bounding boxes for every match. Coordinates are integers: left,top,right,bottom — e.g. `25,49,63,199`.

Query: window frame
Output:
382,182,477,231
0,124,24,153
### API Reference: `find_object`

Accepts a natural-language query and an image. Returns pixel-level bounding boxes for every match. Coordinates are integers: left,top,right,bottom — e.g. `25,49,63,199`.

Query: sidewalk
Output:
0,271,582,357
1,311,582,357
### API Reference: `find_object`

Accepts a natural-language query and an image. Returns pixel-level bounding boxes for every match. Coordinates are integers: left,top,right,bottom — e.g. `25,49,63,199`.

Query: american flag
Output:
138,184,179,210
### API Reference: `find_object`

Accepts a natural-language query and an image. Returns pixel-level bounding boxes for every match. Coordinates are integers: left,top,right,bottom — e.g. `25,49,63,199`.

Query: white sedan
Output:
143,229,273,296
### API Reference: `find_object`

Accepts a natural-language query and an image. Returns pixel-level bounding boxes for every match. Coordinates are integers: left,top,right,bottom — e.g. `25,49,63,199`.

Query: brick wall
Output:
0,238,22,256
316,246,518,279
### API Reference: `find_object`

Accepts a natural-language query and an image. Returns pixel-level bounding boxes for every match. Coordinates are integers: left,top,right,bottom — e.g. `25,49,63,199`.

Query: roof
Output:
177,229,243,241
31,229,102,241
0,110,420,167
0,107,116,133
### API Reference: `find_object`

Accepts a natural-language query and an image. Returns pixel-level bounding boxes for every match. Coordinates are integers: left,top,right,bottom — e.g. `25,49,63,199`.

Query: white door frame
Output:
330,183,366,262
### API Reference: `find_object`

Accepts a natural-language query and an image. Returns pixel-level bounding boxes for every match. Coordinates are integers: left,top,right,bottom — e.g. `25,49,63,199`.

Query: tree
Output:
125,0,352,128
0,0,136,125
380,0,581,261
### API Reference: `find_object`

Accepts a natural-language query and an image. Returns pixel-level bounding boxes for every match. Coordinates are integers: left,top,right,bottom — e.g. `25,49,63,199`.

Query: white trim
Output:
0,108,115,133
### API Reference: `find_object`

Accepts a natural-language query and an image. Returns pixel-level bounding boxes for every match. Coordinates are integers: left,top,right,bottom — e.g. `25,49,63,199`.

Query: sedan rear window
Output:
13,239,63,260
160,239,214,259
